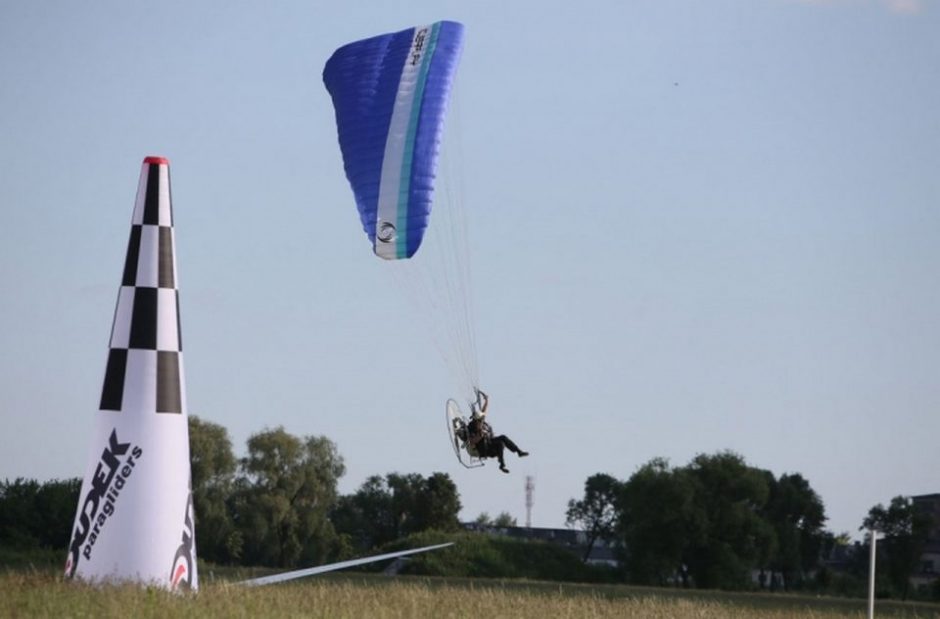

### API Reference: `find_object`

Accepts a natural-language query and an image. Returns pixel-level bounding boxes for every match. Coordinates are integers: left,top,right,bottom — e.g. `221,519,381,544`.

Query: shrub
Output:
380,530,618,583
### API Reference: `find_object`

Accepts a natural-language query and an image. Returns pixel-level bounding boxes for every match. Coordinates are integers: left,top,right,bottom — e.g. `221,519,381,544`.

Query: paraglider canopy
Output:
323,21,465,260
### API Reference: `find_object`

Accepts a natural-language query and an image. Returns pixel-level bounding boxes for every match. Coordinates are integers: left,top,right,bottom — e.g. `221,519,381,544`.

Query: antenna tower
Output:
525,476,534,528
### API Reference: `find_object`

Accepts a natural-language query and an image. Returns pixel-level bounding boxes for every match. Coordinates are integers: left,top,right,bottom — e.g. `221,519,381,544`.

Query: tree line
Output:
565,452,936,599
0,417,463,571
1,418,936,601
183,416,464,568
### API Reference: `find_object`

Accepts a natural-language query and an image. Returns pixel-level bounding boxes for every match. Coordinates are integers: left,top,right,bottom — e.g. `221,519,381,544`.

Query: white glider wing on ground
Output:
237,543,454,587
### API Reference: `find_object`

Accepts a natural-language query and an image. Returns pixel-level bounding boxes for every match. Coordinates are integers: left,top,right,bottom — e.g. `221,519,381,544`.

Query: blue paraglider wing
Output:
323,21,464,260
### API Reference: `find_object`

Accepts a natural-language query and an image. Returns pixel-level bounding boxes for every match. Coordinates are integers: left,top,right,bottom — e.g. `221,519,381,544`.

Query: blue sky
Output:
1,0,938,539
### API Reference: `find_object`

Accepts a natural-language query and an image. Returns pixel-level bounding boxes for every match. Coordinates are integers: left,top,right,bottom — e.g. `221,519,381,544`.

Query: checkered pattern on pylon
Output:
99,160,186,414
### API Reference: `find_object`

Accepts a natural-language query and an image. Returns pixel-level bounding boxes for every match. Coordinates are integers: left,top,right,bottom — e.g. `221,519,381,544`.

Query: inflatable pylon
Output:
65,156,197,591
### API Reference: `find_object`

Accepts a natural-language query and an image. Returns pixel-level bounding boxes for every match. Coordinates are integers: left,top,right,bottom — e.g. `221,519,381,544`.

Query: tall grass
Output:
2,570,939,619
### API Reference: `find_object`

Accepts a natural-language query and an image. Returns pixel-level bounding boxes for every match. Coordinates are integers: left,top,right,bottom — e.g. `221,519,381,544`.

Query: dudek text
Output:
67,430,143,572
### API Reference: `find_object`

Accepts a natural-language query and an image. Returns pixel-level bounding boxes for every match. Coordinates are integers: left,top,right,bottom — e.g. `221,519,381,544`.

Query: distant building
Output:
911,493,940,590
823,540,864,574
462,522,621,567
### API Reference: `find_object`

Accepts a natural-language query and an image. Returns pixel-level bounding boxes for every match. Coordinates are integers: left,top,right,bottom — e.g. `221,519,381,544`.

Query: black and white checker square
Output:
99,158,186,415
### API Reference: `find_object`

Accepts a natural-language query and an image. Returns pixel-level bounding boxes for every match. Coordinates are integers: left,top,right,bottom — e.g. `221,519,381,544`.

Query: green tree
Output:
33,478,82,549
474,511,518,527
333,472,461,552
235,427,345,568
566,473,621,562
615,453,829,592
0,478,80,550
387,473,426,538
0,479,41,548
682,452,774,590
492,512,517,527
762,472,827,590
332,475,395,550
419,472,462,532
862,496,931,600
619,459,699,585
188,415,241,563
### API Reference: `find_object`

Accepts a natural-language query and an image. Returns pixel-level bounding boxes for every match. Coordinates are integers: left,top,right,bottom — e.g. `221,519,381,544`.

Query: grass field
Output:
2,569,939,619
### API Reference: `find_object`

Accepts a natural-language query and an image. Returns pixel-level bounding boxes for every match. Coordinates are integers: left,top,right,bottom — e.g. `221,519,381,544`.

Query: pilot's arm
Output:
476,389,489,413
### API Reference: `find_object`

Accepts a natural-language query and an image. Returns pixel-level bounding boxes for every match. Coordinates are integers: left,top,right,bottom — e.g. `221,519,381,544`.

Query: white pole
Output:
868,528,877,619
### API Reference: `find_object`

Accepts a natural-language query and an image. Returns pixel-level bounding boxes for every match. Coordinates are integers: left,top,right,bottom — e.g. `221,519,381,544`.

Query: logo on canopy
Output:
377,221,397,243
